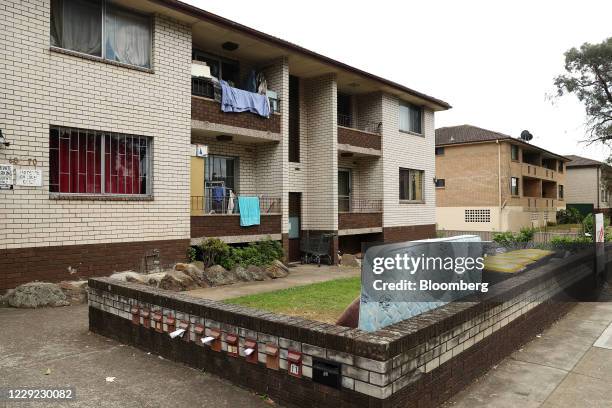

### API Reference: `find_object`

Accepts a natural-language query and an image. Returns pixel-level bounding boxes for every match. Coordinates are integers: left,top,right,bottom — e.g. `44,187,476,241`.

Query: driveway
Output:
0,305,271,408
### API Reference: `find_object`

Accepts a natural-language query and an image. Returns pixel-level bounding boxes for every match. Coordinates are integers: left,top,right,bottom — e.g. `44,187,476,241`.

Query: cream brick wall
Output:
381,94,436,227
565,166,609,208
0,1,192,249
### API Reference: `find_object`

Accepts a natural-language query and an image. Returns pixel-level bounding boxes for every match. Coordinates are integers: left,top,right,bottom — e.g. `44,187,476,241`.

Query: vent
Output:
464,209,491,223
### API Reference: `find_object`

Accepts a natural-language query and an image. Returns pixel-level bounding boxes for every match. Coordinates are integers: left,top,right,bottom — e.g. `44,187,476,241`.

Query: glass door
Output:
338,168,351,212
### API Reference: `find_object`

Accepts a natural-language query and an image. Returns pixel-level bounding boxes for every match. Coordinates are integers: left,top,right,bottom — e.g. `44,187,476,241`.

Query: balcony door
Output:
288,192,302,262
338,168,351,212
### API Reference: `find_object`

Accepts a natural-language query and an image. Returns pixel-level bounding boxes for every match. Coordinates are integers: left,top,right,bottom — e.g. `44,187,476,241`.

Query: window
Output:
289,75,300,163
399,103,422,134
206,155,237,191
435,147,445,156
49,126,151,195
192,50,240,85
558,162,564,173
435,178,445,188
465,209,490,223
50,0,152,68
511,145,519,161
559,184,564,199
510,177,519,196
399,168,424,201
337,93,353,127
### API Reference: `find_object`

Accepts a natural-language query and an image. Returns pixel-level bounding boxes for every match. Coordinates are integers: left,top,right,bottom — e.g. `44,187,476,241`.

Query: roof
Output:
565,155,604,168
153,0,451,110
435,125,570,161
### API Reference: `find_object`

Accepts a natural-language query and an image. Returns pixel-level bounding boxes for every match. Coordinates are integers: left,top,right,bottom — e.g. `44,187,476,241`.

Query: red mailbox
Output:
244,339,258,364
194,324,205,345
265,344,279,370
130,307,139,325
178,321,190,342
204,328,221,352
152,312,163,333
226,334,239,357
287,350,302,378
140,309,150,329
165,315,176,333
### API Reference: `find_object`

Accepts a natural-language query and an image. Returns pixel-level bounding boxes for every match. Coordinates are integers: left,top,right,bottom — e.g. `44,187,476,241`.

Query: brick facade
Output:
382,224,436,242
339,212,383,230
338,126,381,150
191,215,281,238
191,97,281,134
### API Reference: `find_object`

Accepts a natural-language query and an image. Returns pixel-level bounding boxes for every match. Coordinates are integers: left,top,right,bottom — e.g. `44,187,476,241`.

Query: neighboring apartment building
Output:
565,155,611,215
0,0,450,289
435,125,569,232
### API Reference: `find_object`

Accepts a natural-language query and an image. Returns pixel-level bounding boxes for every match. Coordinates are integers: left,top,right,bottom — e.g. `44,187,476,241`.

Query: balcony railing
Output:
337,113,381,134
191,77,280,113
191,192,281,215
338,197,383,213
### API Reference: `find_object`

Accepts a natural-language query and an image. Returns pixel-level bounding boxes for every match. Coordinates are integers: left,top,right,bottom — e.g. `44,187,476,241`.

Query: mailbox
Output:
226,334,239,357
194,324,205,345
152,312,163,333
178,321,190,342
265,344,279,370
312,359,341,389
130,307,139,325
165,315,176,333
202,328,221,352
140,309,150,329
287,350,302,378
244,339,258,364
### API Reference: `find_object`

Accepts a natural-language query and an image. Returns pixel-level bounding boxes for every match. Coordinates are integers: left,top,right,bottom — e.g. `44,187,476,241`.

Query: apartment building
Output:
435,125,569,232
565,155,611,216
0,0,450,289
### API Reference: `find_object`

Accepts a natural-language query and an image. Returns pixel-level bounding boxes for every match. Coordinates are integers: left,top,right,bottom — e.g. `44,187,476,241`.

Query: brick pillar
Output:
331,234,339,265
281,233,289,263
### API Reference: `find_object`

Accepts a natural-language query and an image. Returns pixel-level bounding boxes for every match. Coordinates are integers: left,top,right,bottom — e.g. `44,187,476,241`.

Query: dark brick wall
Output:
338,212,382,230
191,215,281,238
339,233,383,254
383,224,436,242
192,97,281,133
0,239,188,291
337,126,381,150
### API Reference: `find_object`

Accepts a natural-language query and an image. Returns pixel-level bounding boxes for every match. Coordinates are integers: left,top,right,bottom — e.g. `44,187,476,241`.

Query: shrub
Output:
556,208,583,224
493,227,535,246
200,238,231,268
515,227,535,243
582,213,610,236
550,235,592,249
228,238,284,268
492,231,516,246
186,246,197,263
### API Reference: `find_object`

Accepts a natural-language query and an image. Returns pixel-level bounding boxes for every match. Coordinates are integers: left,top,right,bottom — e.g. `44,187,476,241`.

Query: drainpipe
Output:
497,140,503,231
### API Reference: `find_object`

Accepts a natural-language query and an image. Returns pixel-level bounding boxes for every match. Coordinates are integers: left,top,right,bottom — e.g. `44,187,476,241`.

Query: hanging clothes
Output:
220,80,270,118
238,196,260,227
227,190,236,214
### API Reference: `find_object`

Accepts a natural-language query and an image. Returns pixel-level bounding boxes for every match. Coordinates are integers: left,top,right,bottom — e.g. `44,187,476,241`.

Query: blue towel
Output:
238,196,260,227
220,80,270,118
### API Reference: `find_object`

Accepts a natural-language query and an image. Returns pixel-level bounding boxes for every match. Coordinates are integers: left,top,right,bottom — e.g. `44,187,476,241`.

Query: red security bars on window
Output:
49,126,151,195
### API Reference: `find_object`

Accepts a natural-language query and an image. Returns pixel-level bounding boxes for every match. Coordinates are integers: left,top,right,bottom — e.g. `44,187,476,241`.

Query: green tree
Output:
554,38,612,145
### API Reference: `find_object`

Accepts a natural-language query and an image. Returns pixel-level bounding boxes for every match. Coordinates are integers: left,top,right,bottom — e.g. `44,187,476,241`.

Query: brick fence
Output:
337,126,381,150
192,96,281,133
191,214,282,238
88,247,608,408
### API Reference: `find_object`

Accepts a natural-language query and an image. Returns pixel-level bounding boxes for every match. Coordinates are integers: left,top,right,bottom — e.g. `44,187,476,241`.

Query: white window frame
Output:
399,102,423,135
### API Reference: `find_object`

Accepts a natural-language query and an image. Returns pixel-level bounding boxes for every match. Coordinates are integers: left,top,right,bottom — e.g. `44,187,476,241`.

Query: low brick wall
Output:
191,214,281,238
88,248,606,408
339,212,383,230
338,126,381,150
192,96,281,134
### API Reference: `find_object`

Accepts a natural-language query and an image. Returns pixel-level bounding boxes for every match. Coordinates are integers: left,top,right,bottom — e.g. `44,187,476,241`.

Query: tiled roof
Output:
435,125,512,145
565,155,603,168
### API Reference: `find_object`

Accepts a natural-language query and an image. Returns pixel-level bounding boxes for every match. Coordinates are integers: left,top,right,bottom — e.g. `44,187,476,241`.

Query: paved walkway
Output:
445,299,612,408
187,264,359,300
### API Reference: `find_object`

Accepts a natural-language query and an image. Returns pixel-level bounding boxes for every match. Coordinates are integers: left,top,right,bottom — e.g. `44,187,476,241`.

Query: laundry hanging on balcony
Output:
238,196,261,227
220,80,270,118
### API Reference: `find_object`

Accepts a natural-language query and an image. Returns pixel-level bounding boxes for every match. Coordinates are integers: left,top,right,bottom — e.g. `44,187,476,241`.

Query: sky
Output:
187,0,612,161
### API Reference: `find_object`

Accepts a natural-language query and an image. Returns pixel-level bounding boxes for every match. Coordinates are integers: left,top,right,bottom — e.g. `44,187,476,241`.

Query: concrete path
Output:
445,299,612,408
187,264,359,301
0,305,270,408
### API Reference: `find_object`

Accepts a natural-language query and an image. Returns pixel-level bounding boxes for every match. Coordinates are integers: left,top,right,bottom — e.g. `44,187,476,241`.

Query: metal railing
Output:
337,113,382,134
191,192,281,215
191,77,281,113
338,197,383,213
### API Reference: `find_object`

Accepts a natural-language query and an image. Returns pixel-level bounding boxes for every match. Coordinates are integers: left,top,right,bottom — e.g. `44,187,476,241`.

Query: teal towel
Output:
238,196,260,227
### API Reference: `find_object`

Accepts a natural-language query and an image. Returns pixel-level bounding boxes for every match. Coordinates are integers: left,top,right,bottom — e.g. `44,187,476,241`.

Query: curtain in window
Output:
399,105,410,132
399,169,409,200
105,4,151,68
51,0,102,56
411,170,423,200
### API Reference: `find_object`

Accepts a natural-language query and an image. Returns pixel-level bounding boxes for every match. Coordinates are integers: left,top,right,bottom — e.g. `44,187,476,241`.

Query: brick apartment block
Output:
0,0,450,290
564,155,612,216
435,125,570,232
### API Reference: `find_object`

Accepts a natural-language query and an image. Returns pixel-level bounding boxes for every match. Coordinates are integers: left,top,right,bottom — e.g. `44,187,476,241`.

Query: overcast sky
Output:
187,0,611,161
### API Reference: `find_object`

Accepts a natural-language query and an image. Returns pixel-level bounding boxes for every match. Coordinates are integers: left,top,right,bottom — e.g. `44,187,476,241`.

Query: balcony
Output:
191,77,282,140
337,113,382,155
338,198,383,234
190,193,281,242
507,196,558,210
521,163,557,181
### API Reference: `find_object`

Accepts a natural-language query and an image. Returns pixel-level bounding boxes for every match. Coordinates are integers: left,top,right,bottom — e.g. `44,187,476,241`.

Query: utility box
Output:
312,358,341,389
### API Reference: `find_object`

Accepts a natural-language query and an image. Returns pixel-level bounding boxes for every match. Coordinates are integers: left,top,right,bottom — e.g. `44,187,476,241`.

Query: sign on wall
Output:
0,164,14,189
193,144,208,157
16,168,43,187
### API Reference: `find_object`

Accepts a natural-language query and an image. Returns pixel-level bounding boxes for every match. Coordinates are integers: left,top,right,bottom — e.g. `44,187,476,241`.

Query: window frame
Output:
435,147,445,156
399,168,425,202
511,145,519,161
510,177,520,196
50,0,154,70
49,125,153,199
399,102,423,135
435,178,445,188
559,184,564,200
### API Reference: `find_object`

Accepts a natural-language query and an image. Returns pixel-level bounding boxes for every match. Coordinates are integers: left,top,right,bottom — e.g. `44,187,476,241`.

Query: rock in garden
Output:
232,266,252,282
246,265,268,281
177,263,210,287
204,265,238,286
7,282,70,308
340,253,361,267
109,271,147,284
265,260,289,279
158,271,199,291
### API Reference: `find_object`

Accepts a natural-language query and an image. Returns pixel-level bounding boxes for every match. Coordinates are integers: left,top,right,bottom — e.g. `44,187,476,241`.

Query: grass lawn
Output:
224,277,361,324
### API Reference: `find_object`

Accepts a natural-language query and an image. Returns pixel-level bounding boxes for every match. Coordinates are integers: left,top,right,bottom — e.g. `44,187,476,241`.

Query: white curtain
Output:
51,0,102,56
105,5,151,68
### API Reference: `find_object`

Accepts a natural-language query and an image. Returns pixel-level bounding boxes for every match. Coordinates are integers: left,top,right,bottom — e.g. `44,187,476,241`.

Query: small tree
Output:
554,38,612,145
